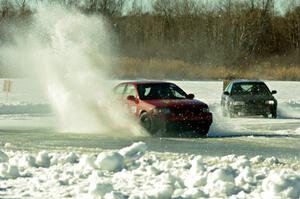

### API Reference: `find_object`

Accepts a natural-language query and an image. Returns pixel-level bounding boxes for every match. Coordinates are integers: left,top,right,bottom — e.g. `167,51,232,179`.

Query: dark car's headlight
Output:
265,100,275,105
232,101,245,106
153,108,171,114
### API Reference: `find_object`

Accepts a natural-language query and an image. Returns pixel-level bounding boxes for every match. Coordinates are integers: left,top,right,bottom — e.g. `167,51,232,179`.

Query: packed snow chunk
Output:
262,170,300,199
52,152,78,165
95,152,124,172
88,182,113,197
147,184,174,198
184,156,207,188
235,166,254,187
19,154,36,168
185,174,207,188
4,143,12,148
231,156,250,169
206,167,237,197
0,150,9,162
67,152,79,163
119,142,147,162
250,155,265,164
36,151,51,168
78,155,96,170
209,167,235,183
104,192,125,199
182,188,207,198
0,163,20,179
190,156,206,175
265,156,280,165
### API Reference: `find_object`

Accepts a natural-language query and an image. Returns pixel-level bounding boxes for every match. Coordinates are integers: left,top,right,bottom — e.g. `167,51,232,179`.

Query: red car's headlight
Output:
153,108,171,114
202,107,210,113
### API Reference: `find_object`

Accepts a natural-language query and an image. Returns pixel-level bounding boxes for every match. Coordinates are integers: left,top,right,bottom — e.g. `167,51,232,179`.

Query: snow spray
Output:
0,4,145,136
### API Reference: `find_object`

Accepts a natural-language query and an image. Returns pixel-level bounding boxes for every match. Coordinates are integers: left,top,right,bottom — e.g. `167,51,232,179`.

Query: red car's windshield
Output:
137,83,188,100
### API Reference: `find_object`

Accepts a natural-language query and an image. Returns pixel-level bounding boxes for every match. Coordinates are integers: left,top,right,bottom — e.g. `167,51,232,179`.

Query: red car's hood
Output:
143,99,208,109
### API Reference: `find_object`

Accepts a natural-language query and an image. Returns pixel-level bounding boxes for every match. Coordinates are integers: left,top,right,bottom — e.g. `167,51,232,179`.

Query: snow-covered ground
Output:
1,142,300,199
0,79,300,198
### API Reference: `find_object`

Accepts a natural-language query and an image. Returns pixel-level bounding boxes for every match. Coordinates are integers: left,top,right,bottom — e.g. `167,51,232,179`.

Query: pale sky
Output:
6,0,300,15
124,0,299,15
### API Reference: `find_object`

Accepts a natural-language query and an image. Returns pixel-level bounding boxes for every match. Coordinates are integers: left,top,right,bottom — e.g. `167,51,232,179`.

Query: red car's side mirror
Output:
187,94,195,99
127,95,136,101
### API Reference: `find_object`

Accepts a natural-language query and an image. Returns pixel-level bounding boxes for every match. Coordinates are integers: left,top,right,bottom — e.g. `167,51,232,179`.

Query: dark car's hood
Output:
231,94,276,102
144,99,208,109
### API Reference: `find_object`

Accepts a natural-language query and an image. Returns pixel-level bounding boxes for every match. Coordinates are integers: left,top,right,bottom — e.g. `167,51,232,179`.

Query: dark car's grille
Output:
246,99,264,105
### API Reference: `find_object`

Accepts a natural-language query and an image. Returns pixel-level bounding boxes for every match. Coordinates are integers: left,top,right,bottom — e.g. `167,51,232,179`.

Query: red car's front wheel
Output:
140,112,155,134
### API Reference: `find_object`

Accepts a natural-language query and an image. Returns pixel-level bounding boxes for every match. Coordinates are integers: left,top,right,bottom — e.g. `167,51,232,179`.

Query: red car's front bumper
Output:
152,112,213,135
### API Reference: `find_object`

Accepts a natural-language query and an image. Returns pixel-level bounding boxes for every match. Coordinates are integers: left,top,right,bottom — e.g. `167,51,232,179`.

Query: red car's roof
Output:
120,80,172,85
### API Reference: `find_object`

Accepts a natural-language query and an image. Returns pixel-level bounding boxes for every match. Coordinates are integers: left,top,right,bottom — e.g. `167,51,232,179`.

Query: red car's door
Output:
123,84,138,116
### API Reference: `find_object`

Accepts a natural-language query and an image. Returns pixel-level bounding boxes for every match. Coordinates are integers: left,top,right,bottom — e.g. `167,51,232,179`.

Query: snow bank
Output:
1,143,300,198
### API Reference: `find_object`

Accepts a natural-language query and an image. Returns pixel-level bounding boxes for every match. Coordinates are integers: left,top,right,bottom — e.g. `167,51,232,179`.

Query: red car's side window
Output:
124,84,136,98
114,84,126,96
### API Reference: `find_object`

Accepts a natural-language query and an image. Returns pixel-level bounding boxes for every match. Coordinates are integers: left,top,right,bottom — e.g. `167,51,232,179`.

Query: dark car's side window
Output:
225,82,233,94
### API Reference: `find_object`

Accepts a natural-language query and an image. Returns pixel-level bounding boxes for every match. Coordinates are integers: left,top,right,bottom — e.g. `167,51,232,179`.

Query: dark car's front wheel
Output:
271,111,277,118
263,111,277,119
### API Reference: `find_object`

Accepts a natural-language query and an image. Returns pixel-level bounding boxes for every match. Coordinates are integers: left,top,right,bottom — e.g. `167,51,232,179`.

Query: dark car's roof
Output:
230,79,266,84
120,80,173,85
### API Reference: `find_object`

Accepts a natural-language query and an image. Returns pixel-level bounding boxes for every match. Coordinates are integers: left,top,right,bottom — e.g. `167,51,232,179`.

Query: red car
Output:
114,81,213,136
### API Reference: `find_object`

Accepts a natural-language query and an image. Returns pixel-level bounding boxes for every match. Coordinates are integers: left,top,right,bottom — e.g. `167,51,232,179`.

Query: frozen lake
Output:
1,80,300,198
0,80,299,159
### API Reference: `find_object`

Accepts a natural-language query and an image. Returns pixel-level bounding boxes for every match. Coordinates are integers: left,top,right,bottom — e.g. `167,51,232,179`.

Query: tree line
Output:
1,0,300,78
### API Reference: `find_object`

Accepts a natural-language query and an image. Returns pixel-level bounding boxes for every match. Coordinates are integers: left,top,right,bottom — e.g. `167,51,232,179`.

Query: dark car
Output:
114,81,213,136
221,80,277,118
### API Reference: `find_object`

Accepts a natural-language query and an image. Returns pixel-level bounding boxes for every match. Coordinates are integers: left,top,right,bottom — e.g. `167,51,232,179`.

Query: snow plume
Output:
0,4,145,136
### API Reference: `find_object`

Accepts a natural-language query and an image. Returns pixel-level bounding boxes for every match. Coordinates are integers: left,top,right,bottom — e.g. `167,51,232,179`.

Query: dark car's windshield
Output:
231,82,271,95
137,83,188,100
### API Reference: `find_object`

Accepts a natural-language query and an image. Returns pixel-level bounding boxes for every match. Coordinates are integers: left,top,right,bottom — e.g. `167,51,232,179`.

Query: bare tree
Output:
84,0,125,17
